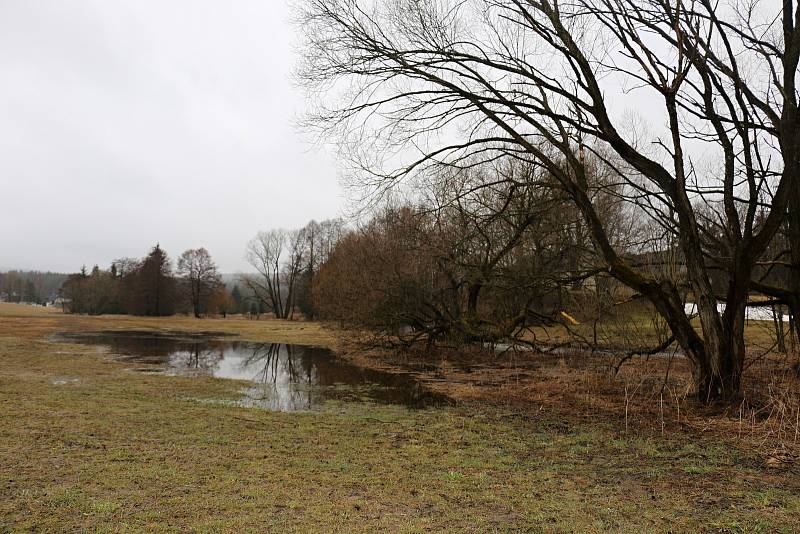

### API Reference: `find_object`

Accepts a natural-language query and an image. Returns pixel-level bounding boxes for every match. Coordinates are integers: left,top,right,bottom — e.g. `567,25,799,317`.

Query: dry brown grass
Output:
2,303,800,531
341,340,800,469
0,302,340,347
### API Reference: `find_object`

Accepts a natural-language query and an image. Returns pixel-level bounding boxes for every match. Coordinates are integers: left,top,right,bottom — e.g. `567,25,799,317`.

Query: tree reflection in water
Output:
54,331,448,412
169,342,225,375
237,343,318,411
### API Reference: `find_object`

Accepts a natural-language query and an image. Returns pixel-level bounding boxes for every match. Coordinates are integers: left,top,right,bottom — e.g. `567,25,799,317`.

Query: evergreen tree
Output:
135,244,176,316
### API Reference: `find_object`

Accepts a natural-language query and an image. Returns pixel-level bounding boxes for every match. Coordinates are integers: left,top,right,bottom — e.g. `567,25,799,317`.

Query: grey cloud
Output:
0,0,341,272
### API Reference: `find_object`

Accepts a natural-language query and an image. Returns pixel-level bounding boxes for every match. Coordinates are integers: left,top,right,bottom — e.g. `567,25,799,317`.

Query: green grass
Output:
0,305,798,532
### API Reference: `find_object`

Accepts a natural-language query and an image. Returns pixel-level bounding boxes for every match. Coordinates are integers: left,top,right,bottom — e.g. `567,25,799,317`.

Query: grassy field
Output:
1,303,798,532
523,298,788,353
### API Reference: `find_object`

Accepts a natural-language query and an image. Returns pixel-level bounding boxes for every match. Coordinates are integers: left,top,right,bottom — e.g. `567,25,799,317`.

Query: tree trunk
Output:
689,258,749,402
772,305,787,353
790,297,800,350
466,282,482,320
787,211,800,351
693,302,745,402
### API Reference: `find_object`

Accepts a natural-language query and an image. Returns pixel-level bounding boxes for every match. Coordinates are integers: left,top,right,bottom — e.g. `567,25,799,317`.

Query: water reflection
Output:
54,332,446,412
171,343,225,374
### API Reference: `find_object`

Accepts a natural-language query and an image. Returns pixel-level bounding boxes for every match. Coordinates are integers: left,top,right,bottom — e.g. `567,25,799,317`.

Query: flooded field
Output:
53,331,446,412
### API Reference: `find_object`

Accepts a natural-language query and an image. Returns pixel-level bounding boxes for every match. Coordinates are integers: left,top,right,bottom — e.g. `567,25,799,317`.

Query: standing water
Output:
53,331,446,412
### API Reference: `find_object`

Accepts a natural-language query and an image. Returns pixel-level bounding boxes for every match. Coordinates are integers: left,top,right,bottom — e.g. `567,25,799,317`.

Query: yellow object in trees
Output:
560,311,580,325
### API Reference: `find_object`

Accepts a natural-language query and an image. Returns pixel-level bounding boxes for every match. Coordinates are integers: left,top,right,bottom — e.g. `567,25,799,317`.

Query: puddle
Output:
51,377,80,386
52,331,447,412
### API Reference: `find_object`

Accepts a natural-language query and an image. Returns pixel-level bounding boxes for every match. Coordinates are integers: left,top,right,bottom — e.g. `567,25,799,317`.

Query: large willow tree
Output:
296,0,800,401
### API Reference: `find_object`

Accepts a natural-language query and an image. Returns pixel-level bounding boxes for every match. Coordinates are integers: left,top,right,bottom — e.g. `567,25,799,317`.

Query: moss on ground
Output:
0,304,798,532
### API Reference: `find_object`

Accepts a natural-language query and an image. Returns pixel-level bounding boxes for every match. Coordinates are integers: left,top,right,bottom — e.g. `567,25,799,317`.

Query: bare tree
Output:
297,0,800,401
177,248,222,318
283,229,307,320
244,230,286,318
243,229,307,319
297,218,346,318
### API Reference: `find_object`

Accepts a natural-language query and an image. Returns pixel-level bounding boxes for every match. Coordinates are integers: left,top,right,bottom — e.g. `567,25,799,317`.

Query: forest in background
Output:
0,270,67,305
55,217,344,320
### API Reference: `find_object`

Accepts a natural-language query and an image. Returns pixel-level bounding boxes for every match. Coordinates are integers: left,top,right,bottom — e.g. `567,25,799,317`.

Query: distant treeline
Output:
0,270,67,304
54,197,605,335
60,218,348,320
246,165,629,347
60,245,249,317
239,207,574,342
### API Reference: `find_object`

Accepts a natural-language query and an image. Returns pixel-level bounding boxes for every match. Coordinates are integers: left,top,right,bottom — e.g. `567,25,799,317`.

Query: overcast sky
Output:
0,0,343,273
